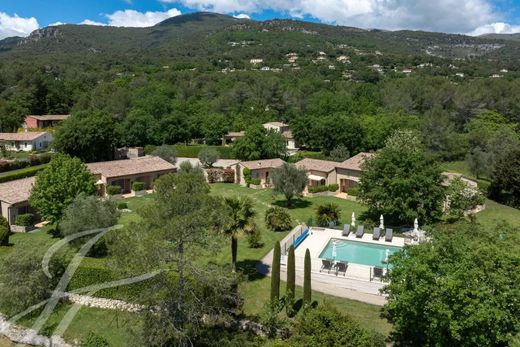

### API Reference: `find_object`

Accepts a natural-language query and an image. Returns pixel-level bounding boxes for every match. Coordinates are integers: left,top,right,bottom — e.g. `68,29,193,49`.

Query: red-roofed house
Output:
238,158,285,188
24,115,70,129
335,152,375,193
0,177,36,226
296,158,337,189
87,156,177,196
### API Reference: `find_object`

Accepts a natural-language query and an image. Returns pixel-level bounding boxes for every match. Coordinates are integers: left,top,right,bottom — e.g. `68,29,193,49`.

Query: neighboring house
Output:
0,132,53,152
0,177,36,226
263,122,290,133
250,58,264,65
296,158,337,190
223,131,246,144
263,122,299,152
24,115,69,129
335,152,375,193
176,157,240,183
238,158,285,188
87,156,176,196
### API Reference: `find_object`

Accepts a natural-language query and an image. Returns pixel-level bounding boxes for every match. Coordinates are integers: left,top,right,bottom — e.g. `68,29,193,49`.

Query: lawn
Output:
476,199,520,229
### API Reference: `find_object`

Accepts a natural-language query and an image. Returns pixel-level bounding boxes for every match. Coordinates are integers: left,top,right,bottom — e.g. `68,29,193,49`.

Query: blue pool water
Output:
319,239,401,267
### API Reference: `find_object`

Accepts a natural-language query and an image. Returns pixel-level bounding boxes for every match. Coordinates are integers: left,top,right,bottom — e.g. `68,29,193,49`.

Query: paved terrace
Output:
258,226,405,306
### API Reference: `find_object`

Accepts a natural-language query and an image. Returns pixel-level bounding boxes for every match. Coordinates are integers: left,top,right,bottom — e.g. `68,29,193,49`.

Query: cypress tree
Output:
303,248,312,305
286,245,295,302
270,241,281,303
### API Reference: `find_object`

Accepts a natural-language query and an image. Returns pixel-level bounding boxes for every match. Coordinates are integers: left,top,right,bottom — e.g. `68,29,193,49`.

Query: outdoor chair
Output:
385,228,393,242
371,266,384,282
320,259,334,274
342,224,351,237
372,227,381,240
355,225,364,238
334,261,348,276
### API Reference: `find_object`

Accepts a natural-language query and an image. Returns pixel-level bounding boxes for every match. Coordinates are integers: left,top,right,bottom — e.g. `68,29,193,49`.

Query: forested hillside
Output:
0,12,519,206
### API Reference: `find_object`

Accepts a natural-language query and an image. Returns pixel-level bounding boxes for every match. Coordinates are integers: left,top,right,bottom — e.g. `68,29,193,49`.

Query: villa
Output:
296,158,337,189
336,152,375,194
296,152,375,195
24,115,70,129
0,132,53,152
0,177,36,226
223,131,245,144
87,156,176,196
238,158,285,188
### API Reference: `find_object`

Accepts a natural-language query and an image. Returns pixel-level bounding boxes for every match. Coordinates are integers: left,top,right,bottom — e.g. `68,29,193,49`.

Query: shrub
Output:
29,155,41,166
39,153,53,164
250,178,261,185
328,184,339,192
265,207,293,231
132,181,146,192
243,167,252,184
222,168,235,183
14,213,33,226
289,304,385,347
81,332,110,347
152,145,177,164
9,160,30,170
348,187,360,196
117,202,128,210
106,185,121,196
316,203,341,227
0,161,10,172
0,216,9,246
206,168,222,183
245,223,262,248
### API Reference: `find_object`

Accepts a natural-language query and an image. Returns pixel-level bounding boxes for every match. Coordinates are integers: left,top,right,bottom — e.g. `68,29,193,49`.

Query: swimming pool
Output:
319,239,401,267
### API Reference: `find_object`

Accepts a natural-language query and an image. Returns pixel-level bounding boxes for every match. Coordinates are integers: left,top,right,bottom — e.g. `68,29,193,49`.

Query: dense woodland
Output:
0,12,519,199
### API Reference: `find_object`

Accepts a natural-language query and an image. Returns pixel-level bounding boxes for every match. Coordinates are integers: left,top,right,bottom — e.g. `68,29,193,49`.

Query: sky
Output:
0,0,519,40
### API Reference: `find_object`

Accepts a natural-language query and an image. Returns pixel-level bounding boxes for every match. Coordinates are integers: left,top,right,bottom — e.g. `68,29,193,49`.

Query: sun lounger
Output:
342,224,351,237
371,266,384,281
355,225,364,238
385,228,393,242
320,259,334,273
334,261,348,276
373,227,381,240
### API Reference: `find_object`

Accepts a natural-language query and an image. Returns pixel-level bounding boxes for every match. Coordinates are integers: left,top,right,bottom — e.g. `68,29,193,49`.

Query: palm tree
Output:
224,197,256,272
316,202,341,227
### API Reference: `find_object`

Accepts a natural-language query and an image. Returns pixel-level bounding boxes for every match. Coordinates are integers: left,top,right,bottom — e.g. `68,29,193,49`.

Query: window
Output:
24,142,27,147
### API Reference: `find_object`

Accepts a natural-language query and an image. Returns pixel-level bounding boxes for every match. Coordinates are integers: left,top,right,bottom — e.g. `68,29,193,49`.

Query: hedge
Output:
132,181,146,192
14,213,33,226
308,184,339,193
107,185,122,195
117,202,128,210
347,187,359,196
0,165,47,183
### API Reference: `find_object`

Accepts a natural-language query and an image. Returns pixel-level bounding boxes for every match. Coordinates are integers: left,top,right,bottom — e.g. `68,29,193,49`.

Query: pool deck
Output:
257,226,405,306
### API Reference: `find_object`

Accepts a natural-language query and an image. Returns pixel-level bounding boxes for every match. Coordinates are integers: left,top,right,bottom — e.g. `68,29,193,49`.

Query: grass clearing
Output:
476,199,520,229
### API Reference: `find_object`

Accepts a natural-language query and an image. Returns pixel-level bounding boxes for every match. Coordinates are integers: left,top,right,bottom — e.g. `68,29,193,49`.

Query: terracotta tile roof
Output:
0,132,51,141
87,156,176,179
336,152,375,171
240,158,285,170
296,158,337,173
0,177,35,204
26,115,70,121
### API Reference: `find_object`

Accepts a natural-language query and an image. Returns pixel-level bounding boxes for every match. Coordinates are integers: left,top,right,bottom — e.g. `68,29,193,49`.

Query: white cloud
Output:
0,12,39,39
80,19,107,26
233,13,250,19
49,21,65,26
106,8,182,27
169,0,510,33
468,22,520,36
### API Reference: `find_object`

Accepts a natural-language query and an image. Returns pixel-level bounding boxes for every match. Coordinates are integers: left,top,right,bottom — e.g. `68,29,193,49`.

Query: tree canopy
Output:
29,154,97,223
383,222,520,347
359,130,445,225
271,163,308,206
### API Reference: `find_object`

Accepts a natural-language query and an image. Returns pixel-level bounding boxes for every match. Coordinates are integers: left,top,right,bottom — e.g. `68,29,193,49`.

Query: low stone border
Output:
0,315,71,347
63,293,145,312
